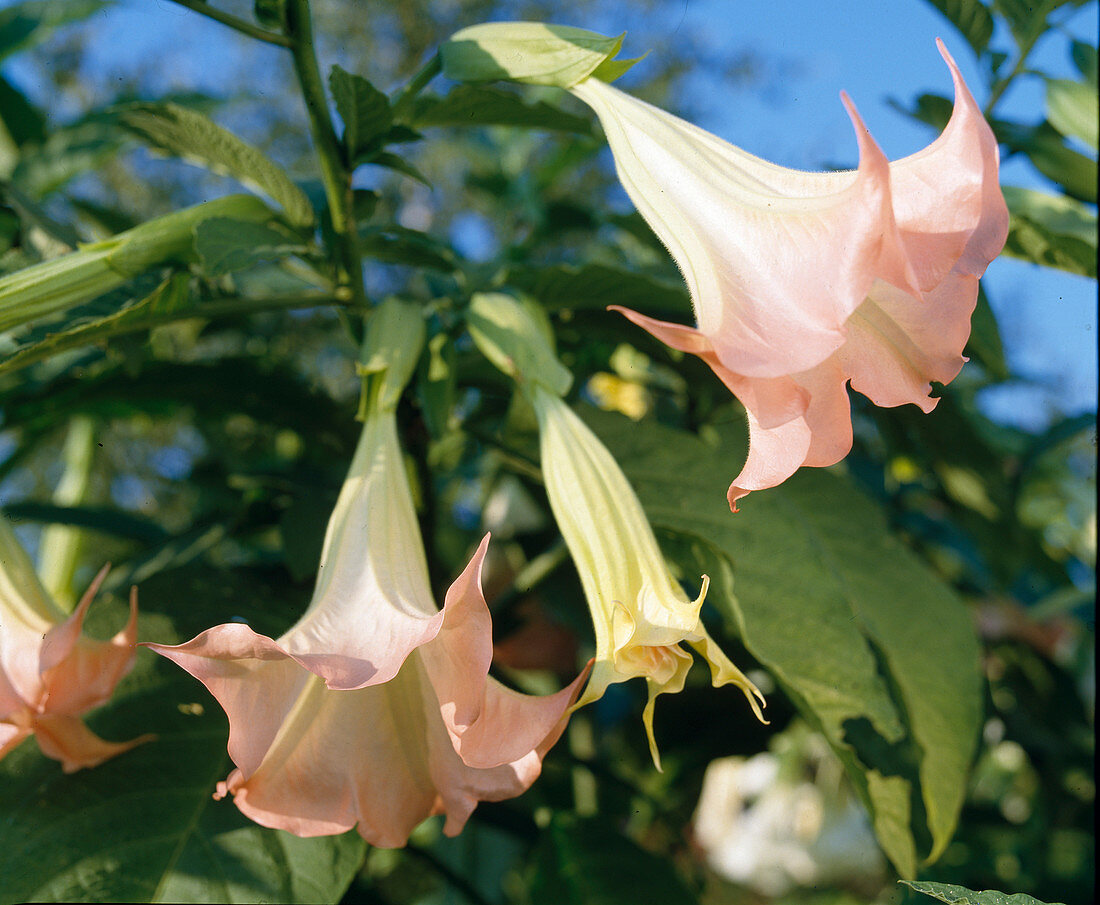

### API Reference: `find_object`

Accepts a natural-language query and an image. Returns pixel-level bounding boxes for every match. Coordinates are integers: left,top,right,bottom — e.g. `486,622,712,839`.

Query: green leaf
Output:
117,102,315,227
0,272,190,375
1,500,170,543
901,880,1065,905
0,0,103,64
193,217,309,277
529,814,698,905
415,84,592,134
253,0,286,29
1001,185,1097,277
965,285,1008,380
1044,77,1099,150
328,65,393,163
0,592,366,903
505,262,691,318
361,149,430,184
1070,40,1098,86
357,225,454,269
889,93,953,131
993,0,1059,49
923,0,995,55
0,72,46,150
587,409,983,876
1014,125,1096,203
10,116,122,199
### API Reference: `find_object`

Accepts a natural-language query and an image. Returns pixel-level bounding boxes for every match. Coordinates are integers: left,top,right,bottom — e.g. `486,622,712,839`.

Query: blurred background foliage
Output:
0,0,1093,903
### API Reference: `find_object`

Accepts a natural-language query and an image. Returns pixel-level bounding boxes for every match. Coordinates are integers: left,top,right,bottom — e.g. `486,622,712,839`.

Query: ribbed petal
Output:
887,41,1009,288
420,534,590,769
842,273,978,410
278,414,445,691
151,632,567,847
598,44,1006,506
146,625,316,780
40,582,140,715
721,359,853,509
572,78,919,379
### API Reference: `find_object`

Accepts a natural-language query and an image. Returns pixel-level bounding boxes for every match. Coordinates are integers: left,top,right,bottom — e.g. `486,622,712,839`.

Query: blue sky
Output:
4,0,1097,427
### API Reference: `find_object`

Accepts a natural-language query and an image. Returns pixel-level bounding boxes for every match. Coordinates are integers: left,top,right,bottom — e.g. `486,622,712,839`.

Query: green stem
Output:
284,0,368,312
390,52,443,120
984,28,1046,117
165,0,293,47
38,415,97,609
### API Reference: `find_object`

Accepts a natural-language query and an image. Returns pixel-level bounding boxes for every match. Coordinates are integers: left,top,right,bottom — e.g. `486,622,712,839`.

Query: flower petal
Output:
572,77,918,378
196,658,551,847
278,414,446,690
40,582,140,715
725,359,853,509
420,534,591,769
887,40,1009,289
31,713,152,773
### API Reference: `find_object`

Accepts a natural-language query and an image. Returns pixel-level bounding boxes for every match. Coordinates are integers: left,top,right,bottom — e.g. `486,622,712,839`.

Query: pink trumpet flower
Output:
1,521,150,772
147,411,588,847
570,41,1008,508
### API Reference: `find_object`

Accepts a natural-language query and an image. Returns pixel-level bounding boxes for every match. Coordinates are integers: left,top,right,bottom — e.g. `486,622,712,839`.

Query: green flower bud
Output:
441,22,630,88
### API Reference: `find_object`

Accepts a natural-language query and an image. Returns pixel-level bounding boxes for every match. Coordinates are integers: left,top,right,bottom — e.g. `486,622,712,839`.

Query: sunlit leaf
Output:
1002,185,1097,277
117,103,315,227
902,880,1065,905
588,408,983,876
0,272,188,375
1044,77,1098,150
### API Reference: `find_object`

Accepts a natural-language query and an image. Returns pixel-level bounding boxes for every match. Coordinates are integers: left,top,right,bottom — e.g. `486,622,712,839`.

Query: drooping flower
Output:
146,301,587,846
531,384,765,768
568,40,1008,507
1,519,150,772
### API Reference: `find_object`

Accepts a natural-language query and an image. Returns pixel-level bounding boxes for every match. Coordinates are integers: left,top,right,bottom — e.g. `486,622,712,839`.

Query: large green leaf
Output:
923,0,995,55
193,217,310,277
116,103,315,227
1001,185,1097,277
586,409,983,877
504,262,690,318
1008,123,1097,203
1044,77,1099,151
0,593,365,904
415,84,592,134
0,72,46,152
902,880,1065,905
529,814,698,905
0,273,189,376
328,65,393,163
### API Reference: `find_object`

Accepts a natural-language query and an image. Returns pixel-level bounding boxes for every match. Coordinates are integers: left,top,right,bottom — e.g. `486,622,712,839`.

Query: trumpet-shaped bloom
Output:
532,385,765,768
1,520,149,772
147,411,587,847
570,41,1008,507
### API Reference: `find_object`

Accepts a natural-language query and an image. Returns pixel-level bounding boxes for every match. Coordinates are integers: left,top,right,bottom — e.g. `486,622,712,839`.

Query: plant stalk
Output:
165,0,293,47
284,0,368,312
